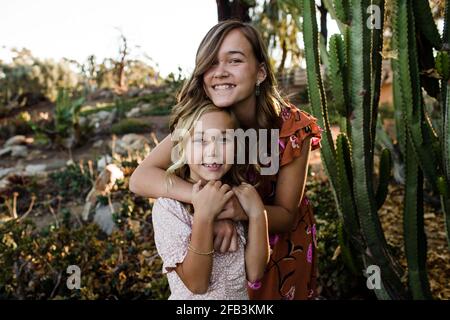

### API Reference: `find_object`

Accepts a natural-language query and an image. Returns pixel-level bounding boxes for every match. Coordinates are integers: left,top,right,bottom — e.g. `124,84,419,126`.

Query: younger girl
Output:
152,103,269,299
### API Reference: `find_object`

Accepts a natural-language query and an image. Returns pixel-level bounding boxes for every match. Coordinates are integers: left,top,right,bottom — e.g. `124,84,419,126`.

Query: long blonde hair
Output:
166,102,255,191
169,20,291,132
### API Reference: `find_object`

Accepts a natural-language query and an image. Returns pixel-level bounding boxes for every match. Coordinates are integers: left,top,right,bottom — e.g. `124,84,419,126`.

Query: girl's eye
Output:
230,59,242,64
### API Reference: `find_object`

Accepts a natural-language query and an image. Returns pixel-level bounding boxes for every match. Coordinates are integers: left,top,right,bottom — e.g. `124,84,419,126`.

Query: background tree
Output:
216,0,256,22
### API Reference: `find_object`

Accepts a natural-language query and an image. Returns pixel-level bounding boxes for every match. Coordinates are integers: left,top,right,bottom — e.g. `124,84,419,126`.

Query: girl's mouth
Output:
202,163,223,171
212,84,236,91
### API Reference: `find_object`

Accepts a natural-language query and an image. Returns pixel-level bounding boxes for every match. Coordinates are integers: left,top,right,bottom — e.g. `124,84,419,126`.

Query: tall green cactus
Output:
300,0,450,299
303,0,406,299
394,0,450,251
441,0,450,250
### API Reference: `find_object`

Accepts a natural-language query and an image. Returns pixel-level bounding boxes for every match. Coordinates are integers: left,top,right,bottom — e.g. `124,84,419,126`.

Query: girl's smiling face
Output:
185,111,236,183
202,29,266,111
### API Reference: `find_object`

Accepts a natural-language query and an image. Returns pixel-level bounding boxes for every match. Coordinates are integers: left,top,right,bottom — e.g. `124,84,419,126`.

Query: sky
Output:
0,0,218,77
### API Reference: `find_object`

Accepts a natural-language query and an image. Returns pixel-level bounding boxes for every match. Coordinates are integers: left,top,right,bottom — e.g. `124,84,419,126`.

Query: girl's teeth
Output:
203,164,221,168
214,84,235,90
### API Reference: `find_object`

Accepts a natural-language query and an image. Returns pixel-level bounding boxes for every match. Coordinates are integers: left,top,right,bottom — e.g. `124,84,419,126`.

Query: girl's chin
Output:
209,96,236,108
199,172,225,181
210,102,233,108
193,165,231,181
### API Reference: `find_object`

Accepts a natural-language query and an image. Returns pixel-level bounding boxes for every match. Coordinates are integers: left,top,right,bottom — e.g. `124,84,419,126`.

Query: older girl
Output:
130,20,321,300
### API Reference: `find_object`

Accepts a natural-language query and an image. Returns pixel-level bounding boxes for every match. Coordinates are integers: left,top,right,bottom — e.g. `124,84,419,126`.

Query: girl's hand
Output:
216,195,248,221
213,219,239,253
192,180,234,221
233,183,265,219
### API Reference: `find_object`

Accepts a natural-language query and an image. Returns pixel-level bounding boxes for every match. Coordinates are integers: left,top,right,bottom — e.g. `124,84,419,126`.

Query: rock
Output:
60,136,76,149
99,164,124,189
112,133,150,155
0,178,10,191
97,89,114,100
79,116,88,127
0,167,16,179
81,164,124,221
121,133,149,145
138,89,154,97
25,164,47,175
126,107,141,118
93,202,121,235
5,135,27,147
92,140,104,148
10,145,28,158
97,155,113,171
0,147,12,157
90,110,117,134
127,87,140,98
140,103,154,112
27,149,43,160
45,159,67,171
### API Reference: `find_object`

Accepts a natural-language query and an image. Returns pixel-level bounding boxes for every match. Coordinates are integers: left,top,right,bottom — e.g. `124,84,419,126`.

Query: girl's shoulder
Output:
278,104,323,167
152,197,192,225
279,103,319,137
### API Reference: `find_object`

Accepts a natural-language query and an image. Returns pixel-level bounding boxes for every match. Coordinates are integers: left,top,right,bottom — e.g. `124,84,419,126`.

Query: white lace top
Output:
152,197,248,300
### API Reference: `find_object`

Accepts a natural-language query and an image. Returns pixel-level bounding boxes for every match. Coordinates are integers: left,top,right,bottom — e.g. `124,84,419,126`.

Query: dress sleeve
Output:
279,105,322,167
151,198,192,274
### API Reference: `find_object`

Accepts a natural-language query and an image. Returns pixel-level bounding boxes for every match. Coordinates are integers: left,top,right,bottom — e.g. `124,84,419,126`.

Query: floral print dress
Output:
247,104,322,300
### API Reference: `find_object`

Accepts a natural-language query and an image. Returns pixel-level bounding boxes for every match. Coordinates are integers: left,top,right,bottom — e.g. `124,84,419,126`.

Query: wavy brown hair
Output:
169,20,290,132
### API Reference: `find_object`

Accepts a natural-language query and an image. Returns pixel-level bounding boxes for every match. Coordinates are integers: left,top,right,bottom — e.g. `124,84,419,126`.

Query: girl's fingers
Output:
223,190,234,203
229,227,238,252
217,208,233,220
213,234,223,251
220,183,231,193
219,231,232,253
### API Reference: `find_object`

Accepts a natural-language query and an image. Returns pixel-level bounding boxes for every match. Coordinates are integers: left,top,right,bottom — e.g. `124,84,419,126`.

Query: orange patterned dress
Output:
247,104,322,300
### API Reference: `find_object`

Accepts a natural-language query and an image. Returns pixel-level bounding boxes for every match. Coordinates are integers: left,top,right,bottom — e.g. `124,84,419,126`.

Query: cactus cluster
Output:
301,0,450,299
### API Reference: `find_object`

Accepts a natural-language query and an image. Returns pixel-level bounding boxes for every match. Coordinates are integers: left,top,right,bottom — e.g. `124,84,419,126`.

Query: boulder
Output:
93,202,121,235
10,145,28,158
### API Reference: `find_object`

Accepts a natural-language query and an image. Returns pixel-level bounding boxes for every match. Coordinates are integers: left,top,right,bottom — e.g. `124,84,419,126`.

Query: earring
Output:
255,81,261,96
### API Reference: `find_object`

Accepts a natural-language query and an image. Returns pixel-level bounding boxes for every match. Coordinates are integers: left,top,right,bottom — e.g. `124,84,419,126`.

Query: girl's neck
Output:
232,98,258,129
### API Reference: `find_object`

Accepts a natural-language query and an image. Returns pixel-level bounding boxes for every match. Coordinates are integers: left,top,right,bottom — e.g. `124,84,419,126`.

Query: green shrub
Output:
0,169,170,300
49,163,94,199
111,119,152,135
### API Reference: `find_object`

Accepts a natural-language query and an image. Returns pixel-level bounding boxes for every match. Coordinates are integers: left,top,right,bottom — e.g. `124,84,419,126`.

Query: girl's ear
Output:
257,62,267,83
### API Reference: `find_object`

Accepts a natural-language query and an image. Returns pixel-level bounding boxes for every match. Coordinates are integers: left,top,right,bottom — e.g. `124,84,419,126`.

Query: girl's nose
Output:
205,140,217,157
213,62,229,78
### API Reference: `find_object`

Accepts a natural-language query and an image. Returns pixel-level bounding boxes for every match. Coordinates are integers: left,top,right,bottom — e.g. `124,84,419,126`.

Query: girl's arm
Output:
233,184,270,283
265,136,312,234
173,214,215,294
129,134,192,203
245,208,269,282
217,137,312,234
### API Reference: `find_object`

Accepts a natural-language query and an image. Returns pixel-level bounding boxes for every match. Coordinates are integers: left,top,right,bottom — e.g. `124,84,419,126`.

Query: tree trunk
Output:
216,0,253,22
277,38,288,75
318,0,328,46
